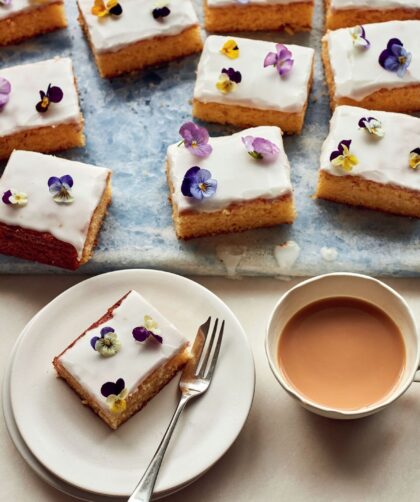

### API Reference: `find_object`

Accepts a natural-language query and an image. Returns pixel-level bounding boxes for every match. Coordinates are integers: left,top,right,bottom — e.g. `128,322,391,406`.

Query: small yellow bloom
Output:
409,150,420,170
91,0,120,17
331,145,359,172
220,39,239,60
106,388,128,414
216,73,236,94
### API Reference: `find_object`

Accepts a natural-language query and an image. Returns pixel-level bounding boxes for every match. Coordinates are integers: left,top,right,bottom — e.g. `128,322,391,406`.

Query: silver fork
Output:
128,317,224,502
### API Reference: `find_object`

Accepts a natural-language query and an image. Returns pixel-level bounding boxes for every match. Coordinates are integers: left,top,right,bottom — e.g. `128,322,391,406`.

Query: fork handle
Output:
128,393,190,502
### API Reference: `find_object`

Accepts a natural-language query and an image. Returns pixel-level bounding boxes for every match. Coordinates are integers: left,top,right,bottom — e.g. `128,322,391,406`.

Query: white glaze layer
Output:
320,105,420,191
194,35,314,113
330,0,420,11
207,0,310,7
0,58,81,137
326,20,420,100
59,290,188,411
0,0,61,21
0,150,110,258
77,0,199,54
167,126,293,213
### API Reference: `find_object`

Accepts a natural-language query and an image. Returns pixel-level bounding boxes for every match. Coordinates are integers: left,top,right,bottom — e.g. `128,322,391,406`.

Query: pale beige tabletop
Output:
1,275,420,502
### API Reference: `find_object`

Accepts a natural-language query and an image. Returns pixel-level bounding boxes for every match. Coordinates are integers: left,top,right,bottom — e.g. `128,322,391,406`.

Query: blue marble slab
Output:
0,0,419,277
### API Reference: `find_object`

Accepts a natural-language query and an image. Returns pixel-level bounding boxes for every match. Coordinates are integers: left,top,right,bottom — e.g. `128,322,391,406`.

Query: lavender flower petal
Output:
90,336,100,350
263,52,278,67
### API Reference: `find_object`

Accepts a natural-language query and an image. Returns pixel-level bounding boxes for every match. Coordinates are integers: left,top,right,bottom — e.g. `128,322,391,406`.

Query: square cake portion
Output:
322,20,420,112
325,0,420,30
77,0,203,78
316,105,420,218
0,57,85,160
0,150,112,270
193,36,314,134
0,0,67,46
53,290,190,430
167,124,295,239
204,0,314,33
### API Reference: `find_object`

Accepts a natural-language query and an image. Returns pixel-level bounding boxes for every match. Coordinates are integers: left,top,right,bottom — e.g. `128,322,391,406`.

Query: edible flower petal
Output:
90,326,121,357
220,39,239,59
181,166,217,200
242,136,280,162
409,148,420,170
379,38,412,78
179,122,213,158
216,67,242,94
349,25,370,49
132,315,163,344
48,174,74,204
101,378,128,413
2,189,28,207
152,2,170,19
330,139,359,172
358,116,384,138
91,0,122,17
263,44,294,77
36,83,63,113
0,77,11,110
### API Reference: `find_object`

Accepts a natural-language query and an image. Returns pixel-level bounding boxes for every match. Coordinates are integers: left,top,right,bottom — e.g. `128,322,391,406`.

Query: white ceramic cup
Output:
265,273,420,419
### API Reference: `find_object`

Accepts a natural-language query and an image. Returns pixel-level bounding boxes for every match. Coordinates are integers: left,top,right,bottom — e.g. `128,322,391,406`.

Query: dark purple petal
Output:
60,174,74,188
387,38,403,52
379,49,391,69
90,336,100,350
132,326,150,342
109,3,122,15
339,139,352,154
152,6,170,19
263,52,278,67
101,381,116,397
36,100,48,113
360,26,366,39
358,117,367,128
412,148,420,155
152,333,163,344
115,378,125,395
330,150,340,162
48,176,61,188
100,326,114,337
181,166,200,197
47,85,63,103
2,190,12,205
222,67,242,83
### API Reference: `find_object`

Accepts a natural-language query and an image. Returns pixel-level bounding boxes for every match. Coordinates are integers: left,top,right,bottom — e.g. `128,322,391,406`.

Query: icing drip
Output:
274,241,301,273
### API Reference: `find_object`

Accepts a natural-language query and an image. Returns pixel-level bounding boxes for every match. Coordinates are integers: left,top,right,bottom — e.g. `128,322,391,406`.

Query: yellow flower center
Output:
399,55,406,65
199,183,207,192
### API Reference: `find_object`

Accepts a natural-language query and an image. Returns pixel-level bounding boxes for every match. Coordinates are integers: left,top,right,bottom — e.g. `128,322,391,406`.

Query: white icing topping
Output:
320,105,420,191
77,0,199,54
320,246,338,262
194,35,314,113
0,150,110,258
274,241,301,273
207,0,308,6
0,0,61,21
326,20,420,100
59,290,188,411
0,58,81,138
167,126,293,213
331,0,420,10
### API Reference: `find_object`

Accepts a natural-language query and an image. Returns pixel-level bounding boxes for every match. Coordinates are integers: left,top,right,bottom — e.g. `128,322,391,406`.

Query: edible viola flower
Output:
48,175,74,204
330,139,359,172
181,166,217,200
409,148,420,170
0,77,11,111
220,39,239,59
152,2,170,19
132,315,163,344
263,44,294,78
358,116,384,138
379,38,412,78
242,136,280,162
2,189,28,207
349,25,370,49
91,0,122,17
216,67,242,94
36,83,63,113
90,326,121,357
101,378,128,414
179,122,212,158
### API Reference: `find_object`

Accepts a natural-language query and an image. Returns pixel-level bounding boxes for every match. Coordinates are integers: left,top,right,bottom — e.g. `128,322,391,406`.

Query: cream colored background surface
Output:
1,275,420,501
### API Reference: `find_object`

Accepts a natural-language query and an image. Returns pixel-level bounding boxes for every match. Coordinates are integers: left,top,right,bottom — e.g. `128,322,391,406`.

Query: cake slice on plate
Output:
77,0,203,78
0,150,112,270
322,20,420,112
0,57,85,160
204,0,314,33
316,105,420,218
193,35,314,134
166,123,295,239
53,290,191,430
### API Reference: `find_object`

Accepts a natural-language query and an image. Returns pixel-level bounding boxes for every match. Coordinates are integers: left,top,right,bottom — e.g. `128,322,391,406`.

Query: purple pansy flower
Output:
0,77,11,110
2,189,28,206
90,326,121,357
48,175,74,204
358,116,384,138
133,315,163,344
330,139,359,172
409,148,420,170
179,122,213,158
242,136,280,162
152,4,170,19
264,44,294,77
181,166,217,200
101,377,125,397
379,38,412,78
36,83,63,113
222,67,242,83
216,67,242,93
349,25,370,49
101,378,128,413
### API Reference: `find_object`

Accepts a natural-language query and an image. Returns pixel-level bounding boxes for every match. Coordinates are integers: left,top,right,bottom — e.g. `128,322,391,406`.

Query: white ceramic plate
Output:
9,270,255,498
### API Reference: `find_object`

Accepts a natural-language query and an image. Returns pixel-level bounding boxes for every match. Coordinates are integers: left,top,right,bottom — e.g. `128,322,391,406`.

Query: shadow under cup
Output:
266,273,420,420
